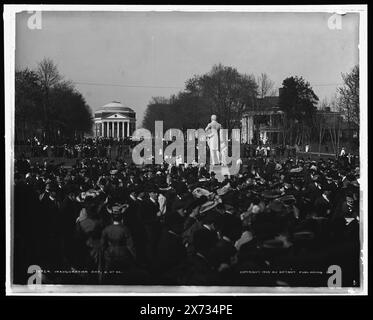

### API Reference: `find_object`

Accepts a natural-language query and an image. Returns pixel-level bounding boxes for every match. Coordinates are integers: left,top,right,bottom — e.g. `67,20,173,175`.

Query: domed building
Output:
93,101,136,138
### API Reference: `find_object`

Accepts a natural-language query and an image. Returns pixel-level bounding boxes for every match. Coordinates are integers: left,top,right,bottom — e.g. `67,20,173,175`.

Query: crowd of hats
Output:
13,152,360,286
15,154,360,216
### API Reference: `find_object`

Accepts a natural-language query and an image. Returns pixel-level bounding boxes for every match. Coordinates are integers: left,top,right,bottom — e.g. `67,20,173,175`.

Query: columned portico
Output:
94,101,136,139
100,120,133,138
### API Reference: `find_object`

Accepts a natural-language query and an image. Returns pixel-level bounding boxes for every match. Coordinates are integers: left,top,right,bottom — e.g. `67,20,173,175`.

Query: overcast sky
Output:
15,10,359,125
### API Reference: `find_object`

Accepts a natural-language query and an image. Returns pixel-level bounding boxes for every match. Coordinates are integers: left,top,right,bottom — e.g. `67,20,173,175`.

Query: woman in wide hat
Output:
100,200,136,283
75,190,104,274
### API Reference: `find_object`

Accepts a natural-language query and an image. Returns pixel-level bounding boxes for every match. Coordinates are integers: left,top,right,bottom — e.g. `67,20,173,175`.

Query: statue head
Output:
211,114,217,121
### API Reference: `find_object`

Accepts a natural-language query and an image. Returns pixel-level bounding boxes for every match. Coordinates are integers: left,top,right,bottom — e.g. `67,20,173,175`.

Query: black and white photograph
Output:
4,5,367,295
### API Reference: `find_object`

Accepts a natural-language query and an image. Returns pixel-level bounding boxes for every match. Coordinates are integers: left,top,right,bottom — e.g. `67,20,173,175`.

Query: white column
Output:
106,121,109,138
247,116,254,144
127,121,130,137
121,121,124,138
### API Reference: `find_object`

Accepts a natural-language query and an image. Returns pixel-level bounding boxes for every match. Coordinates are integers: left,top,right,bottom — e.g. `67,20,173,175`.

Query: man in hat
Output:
325,171,338,196
221,174,231,186
177,226,218,285
305,171,323,204
332,191,358,222
122,183,148,266
136,183,162,266
59,183,81,266
198,163,209,179
39,181,63,270
182,208,220,256
314,186,333,218
209,214,241,273
251,200,286,241
280,177,294,196
208,171,220,188
154,212,187,281
13,168,42,283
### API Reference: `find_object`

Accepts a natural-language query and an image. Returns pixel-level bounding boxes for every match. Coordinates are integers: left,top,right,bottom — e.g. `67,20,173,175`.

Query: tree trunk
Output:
318,126,324,156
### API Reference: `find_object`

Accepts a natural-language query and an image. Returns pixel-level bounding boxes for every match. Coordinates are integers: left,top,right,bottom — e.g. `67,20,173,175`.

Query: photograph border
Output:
4,4,368,296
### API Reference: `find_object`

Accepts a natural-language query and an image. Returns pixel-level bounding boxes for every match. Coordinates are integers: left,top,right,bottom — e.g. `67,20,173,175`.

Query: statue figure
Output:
205,115,221,166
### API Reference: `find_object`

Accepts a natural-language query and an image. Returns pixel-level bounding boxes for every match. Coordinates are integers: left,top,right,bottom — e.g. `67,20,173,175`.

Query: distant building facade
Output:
240,96,351,146
93,101,136,138
241,97,284,145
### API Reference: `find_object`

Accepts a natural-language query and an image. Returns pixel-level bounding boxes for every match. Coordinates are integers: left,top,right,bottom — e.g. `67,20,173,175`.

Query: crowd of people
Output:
13,150,360,287
23,137,134,159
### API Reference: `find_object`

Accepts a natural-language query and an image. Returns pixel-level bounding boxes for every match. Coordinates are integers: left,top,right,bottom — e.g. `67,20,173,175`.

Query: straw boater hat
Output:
106,202,129,215
76,189,101,203
199,195,223,214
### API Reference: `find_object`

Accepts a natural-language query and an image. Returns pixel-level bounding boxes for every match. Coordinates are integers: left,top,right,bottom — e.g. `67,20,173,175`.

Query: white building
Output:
93,101,136,138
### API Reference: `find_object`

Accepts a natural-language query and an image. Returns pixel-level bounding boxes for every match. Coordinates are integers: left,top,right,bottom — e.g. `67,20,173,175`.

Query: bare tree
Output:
36,58,62,141
315,97,342,156
338,65,359,125
257,73,275,99
37,58,62,90
337,65,359,147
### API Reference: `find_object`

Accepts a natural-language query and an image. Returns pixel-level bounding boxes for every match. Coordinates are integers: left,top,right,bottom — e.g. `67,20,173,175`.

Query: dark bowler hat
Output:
158,181,171,191
144,183,158,193
174,181,188,195
200,208,220,224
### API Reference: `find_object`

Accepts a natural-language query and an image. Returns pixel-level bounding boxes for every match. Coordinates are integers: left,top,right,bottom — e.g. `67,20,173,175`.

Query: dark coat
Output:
314,195,332,218
137,198,162,262
155,229,186,273
210,238,237,268
176,253,217,285
101,223,135,271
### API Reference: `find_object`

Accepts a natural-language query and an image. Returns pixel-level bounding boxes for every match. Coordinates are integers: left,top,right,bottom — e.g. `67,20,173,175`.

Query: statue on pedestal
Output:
205,115,221,166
